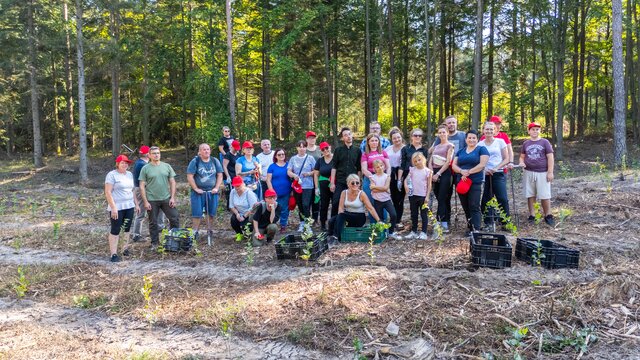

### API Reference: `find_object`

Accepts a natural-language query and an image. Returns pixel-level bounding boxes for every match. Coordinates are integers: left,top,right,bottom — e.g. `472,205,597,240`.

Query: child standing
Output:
519,122,555,226
370,160,398,239
404,153,432,240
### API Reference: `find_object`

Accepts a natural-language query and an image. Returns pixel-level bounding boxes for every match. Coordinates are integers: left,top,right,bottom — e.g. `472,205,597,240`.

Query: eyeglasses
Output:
370,127,381,130
276,153,285,156
350,181,360,186
412,134,423,137
150,152,160,155
322,148,330,151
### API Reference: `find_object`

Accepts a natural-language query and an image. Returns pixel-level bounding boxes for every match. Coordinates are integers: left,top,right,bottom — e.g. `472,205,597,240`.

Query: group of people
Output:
104,116,555,262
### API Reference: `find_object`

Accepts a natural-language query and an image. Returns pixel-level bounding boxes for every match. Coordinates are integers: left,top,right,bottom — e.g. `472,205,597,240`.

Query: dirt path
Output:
0,298,346,359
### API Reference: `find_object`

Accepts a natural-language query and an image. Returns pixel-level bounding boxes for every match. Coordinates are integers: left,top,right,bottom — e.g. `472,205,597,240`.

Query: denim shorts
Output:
190,191,219,217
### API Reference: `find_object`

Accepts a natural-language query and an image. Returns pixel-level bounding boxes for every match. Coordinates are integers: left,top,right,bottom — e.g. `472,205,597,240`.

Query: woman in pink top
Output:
370,160,398,239
428,125,455,232
385,127,406,229
403,152,432,240
361,133,390,221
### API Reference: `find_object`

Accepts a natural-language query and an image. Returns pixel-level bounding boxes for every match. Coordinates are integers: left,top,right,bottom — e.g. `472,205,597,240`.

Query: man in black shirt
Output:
330,127,362,216
252,189,281,245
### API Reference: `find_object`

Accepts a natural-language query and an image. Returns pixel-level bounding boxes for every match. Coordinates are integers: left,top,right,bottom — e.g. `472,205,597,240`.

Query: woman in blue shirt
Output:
267,148,292,232
451,130,489,233
235,141,261,198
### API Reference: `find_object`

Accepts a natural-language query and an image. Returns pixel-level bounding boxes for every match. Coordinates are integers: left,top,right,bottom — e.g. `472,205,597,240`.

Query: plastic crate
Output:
341,226,387,244
162,228,195,252
275,233,328,261
515,238,579,269
469,232,512,269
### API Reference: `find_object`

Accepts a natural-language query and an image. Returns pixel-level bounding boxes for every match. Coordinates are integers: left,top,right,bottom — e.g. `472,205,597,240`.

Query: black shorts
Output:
109,208,135,235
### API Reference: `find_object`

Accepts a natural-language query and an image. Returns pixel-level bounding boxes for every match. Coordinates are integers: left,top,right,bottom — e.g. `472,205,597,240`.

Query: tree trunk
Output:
555,0,568,160
388,0,397,126
141,0,150,145
110,0,121,156
226,0,237,131
261,0,272,139
577,0,589,138
569,3,579,138
52,55,61,155
63,1,75,154
635,0,640,144
401,0,409,130
424,0,432,145
471,0,483,130
487,0,495,118
76,0,88,183
365,0,373,124
612,0,628,165
27,0,43,167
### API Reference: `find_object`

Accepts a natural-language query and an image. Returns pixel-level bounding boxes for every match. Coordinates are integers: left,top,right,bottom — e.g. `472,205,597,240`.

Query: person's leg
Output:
230,215,242,234
468,184,483,231
331,182,347,217
190,190,203,231
523,170,537,216
120,208,135,253
390,170,405,223
260,180,268,199
334,213,347,240
319,180,331,229
265,223,279,241
528,197,536,217
348,212,367,228
362,177,376,223
108,214,123,256
160,199,180,229
276,194,290,227
295,191,304,222
301,189,313,219
373,200,384,225
439,170,453,223
413,195,427,233
383,200,397,233
409,196,419,233
480,174,493,225
493,172,510,219
327,215,337,236
458,193,471,230
131,189,145,240
311,184,320,225
148,201,162,245
205,193,218,231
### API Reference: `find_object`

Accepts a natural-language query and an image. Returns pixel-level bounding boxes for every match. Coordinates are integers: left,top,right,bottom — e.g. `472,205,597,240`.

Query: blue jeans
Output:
481,172,510,224
276,194,290,227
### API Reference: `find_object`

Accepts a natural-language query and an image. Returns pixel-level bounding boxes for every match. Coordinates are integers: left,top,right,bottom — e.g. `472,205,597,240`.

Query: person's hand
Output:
194,188,204,194
144,202,152,211
169,197,176,208
461,169,470,177
507,163,515,170
486,168,495,175
432,173,440,182
269,203,276,212
255,232,264,240
397,180,402,191
224,178,230,185
461,175,468,182
519,162,526,169
315,188,320,197
212,187,219,194
236,213,244,221
547,172,554,182
134,205,140,215
110,209,118,220
329,183,335,192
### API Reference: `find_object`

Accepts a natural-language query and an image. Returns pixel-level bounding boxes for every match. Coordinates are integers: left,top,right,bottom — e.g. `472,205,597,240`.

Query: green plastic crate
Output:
341,226,387,244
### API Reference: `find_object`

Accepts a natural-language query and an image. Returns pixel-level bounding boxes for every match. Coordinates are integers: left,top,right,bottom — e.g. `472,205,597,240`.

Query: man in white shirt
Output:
255,139,273,199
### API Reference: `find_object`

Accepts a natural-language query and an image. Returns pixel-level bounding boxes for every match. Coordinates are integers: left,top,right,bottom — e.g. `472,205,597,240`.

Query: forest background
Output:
0,0,636,182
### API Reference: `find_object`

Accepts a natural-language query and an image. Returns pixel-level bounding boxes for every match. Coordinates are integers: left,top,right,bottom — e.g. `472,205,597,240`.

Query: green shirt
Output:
139,161,176,201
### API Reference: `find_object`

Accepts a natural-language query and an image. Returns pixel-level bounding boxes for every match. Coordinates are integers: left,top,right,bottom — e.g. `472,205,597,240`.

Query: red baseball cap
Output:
456,177,472,195
115,154,133,164
231,140,241,150
242,141,254,149
264,189,277,198
319,142,330,150
489,115,502,124
139,145,150,154
231,176,244,187
528,122,542,130
306,131,317,138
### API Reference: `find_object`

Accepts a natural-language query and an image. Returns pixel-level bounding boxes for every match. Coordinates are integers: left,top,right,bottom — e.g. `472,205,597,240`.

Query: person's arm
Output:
329,168,337,192
451,157,461,174
169,177,177,207
287,165,299,182
269,202,277,223
496,146,510,171
187,174,203,194
546,152,555,182
267,173,274,190
361,160,371,178
507,144,514,167
518,153,526,168
139,180,151,210
380,175,391,192
235,163,243,177
383,158,391,176
361,192,381,222
213,172,223,194
218,144,226,156
338,190,346,213
424,171,433,206
466,155,489,177
105,183,118,219
223,157,231,180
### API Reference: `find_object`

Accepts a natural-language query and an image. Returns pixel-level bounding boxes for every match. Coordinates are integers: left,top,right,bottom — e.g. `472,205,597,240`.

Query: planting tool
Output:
509,165,522,228
205,192,212,246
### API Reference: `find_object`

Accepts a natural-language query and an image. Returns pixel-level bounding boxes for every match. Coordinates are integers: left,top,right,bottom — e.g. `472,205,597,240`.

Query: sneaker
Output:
441,222,449,233
297,222,305,232
417,232,428,240
122,248,131,256
396,223,405,230
280,225,287,233
544,215,555,227
404,231,417,240
327,235,338,245
528,215,535,223
131,234,142,243
388,233,400,240
149,243,159,252
110,254,121,262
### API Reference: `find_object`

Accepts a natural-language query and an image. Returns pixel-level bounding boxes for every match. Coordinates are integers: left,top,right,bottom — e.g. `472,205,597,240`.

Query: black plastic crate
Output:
515,238,579,269
162,228,196,252
275,233,328,261
469,232,512,269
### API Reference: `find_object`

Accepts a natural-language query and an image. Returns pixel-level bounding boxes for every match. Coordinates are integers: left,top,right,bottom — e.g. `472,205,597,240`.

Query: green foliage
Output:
235,222,254,265
507,327,529,359
485,197,518,235
352,337,367,360
367,221,390,262
52,222,61,241
557,161,574,179
533,203,543,225
73,294,108,309
542,327,597,354
141,275,157,324
13,266,29,298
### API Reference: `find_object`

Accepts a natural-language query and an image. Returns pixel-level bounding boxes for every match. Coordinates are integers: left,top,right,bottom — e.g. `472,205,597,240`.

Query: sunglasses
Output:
412,134,423,137
350,181,360,186
322,148,330,151
276,153,285,156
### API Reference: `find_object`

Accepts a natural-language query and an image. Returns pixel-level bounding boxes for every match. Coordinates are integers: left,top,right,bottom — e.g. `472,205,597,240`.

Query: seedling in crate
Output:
13,266,29,298
235,222,254,265
532,240,546,266
300,216,315,261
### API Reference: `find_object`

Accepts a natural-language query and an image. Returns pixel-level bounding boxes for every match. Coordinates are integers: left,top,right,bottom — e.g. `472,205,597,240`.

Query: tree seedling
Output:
235,222,254,265
141,275,157,324
13,266,29,298
367,221,390,262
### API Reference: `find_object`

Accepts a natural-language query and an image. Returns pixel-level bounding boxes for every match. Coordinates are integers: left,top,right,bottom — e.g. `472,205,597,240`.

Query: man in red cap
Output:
519,122,555,226
252,188,281,245
481,115,514,169
131,145,164,242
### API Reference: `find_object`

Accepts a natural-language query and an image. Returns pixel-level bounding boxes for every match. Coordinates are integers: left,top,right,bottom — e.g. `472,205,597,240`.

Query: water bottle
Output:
407,176,413,196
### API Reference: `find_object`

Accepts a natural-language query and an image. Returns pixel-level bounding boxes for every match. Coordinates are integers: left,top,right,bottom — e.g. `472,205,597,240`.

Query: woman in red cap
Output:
236,141,262,198
228,176,259,234
251,188,282,245
452,130,489,234
313,141,334,231
104,155,140,262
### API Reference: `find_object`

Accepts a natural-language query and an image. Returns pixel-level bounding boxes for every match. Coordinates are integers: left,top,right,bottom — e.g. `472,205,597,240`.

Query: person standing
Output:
313,142,334,231
223,139,241,209
404,153,432,240
519,122,555,226
452,131,489,233
186,143,224,237
361,133,391,222
105,155,139,262
267,148,292,232
288,140,316,231
217,126,235,162
236,141,261,198
385,128,406,229
360,121,391,152
428,125,455,232
138,146,180,249
398,128,428,191
481,115,514,168
430,115,467,154
305,131,322,224
370,160,398,239
131,145,164,242
478,122,510,229
256,139,274,198
330,127,362,217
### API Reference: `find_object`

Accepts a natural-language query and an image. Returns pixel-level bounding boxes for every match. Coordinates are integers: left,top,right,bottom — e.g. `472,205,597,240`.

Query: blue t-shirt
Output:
456,146,490,184
267,162,292,196
237,156,258,185
187,156,223,191
133,158,147,188
288,154,316,189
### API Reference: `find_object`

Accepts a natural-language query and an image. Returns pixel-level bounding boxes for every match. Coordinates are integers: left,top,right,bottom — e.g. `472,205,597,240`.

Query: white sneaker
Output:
404,231,417,240
418,232,428,240
396,223,405,230
441,222,449,233
388,233,400,240
297,222,305,232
